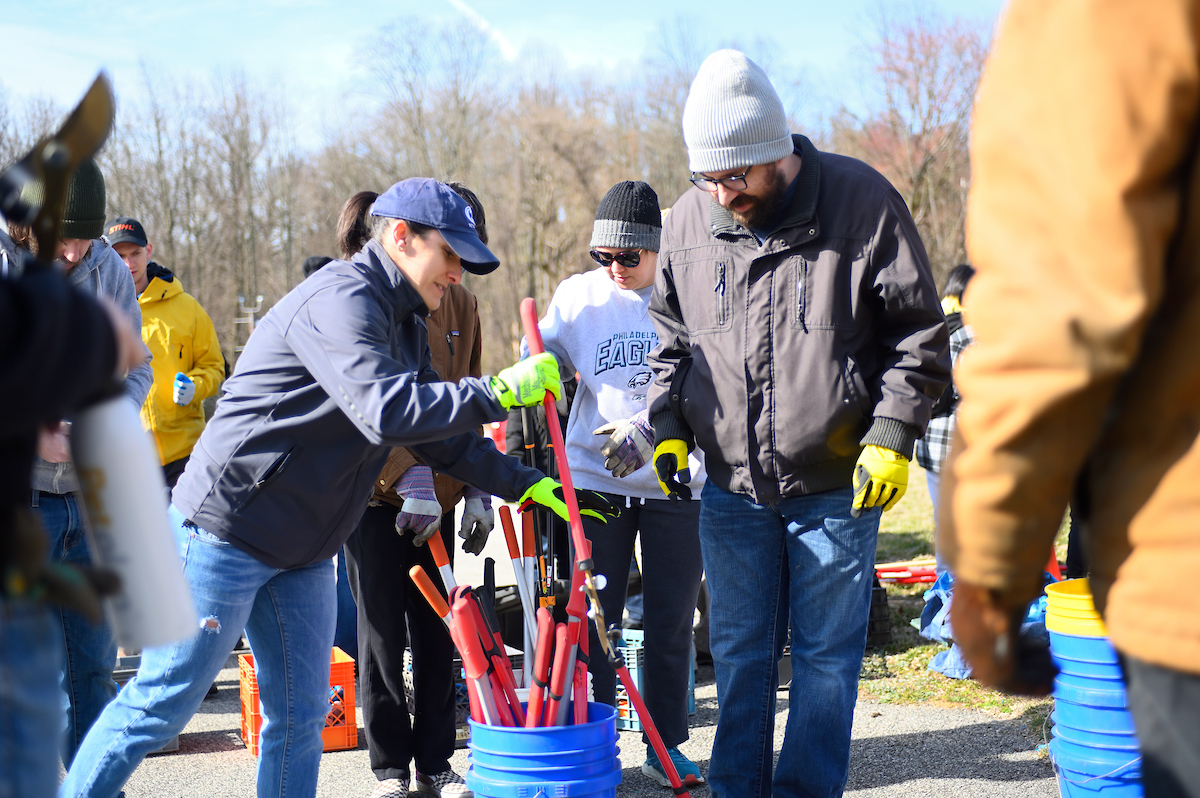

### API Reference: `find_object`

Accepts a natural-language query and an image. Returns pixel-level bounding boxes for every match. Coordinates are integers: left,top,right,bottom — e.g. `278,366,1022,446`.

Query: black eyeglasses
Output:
689,166,753,192
589,250,642,268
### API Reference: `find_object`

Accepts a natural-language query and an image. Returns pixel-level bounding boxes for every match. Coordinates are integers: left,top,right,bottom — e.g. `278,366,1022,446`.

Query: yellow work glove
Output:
518,477,620,524
851,445,908,517
489,352,561,410
653,439,692,501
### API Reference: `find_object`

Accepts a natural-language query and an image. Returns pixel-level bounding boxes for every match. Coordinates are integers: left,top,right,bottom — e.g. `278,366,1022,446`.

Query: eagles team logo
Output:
464,205,476,229
628,371,652,388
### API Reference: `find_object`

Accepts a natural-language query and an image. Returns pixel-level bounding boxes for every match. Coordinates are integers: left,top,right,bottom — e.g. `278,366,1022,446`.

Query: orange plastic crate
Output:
240,646,357,756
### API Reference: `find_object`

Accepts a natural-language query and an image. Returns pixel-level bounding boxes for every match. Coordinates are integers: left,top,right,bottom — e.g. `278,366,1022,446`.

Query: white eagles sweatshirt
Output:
525,267,706,501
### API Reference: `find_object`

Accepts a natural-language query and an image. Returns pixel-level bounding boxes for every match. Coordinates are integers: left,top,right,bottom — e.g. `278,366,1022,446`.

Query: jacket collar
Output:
708,134,821,244
360,239,428,320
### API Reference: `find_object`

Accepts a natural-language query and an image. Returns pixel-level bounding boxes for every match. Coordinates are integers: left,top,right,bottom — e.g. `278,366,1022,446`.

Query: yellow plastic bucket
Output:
1045,579,1108,637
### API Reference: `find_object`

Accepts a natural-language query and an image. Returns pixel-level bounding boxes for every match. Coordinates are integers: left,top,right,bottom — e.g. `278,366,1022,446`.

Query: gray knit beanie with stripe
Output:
590,181,661,252
682,49,793,173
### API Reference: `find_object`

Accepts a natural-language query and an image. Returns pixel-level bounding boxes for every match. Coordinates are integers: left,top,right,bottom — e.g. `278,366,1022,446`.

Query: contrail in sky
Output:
445,0,519,60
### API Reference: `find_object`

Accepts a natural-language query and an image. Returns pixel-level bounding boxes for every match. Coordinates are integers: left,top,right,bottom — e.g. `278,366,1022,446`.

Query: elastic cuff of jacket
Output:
651,411,694,451
860,417,918,459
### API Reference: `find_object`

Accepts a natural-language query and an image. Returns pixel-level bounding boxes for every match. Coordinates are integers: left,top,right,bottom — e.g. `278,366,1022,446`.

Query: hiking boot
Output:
369,778,407,798
642,746,706,788
413,768,471,798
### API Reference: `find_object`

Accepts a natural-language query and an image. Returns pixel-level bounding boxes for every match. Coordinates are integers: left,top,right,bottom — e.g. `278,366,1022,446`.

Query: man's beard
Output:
729,165,788,230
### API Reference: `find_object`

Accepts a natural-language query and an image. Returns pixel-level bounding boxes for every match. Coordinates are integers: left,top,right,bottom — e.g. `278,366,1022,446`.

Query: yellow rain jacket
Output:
139,267,224,466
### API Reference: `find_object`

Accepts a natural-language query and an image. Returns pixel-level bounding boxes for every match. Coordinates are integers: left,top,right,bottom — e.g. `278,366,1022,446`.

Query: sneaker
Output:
642,746,706,788
369,779,407,798
413,769,471,798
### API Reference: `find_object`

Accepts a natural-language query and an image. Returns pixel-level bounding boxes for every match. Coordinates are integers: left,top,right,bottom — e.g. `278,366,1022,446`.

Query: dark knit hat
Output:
590,181,661,252
20,158,107,240
302,255,332,278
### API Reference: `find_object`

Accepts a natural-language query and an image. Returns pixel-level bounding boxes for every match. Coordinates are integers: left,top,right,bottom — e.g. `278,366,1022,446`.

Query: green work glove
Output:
653,439,692,501
851,444,909,517
518,477,619,524
489,353,562,410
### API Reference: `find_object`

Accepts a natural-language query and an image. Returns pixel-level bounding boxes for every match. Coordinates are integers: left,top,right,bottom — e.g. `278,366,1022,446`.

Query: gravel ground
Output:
117,518,1058,797
118,653,1058,798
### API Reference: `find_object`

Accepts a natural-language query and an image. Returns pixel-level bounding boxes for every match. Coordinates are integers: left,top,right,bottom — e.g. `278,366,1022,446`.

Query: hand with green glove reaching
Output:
489,352,561,410
851,444,909,517
653,439,692,501
518,477,620,524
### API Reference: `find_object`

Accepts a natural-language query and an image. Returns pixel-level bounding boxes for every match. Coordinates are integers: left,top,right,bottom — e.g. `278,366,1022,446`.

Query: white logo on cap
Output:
464,206,476,229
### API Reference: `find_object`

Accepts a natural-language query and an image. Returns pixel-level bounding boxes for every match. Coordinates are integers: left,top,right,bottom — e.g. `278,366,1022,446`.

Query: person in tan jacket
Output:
943,2,1200,794
342,183,492,798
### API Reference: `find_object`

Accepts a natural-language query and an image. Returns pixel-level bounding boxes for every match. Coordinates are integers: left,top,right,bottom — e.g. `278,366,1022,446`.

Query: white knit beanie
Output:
682,50,793,173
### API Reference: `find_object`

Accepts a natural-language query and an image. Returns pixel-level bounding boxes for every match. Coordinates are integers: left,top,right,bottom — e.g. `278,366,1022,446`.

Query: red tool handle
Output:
499,505,521,560
545,622,570,726
520,297,591,623
451,594,508,726
525,607,555,727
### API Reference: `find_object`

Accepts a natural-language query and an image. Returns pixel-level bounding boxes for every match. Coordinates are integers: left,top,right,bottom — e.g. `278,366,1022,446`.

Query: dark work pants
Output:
344,503,456,782
1122,654,1200,798
583,494,703,747
162,456,189,491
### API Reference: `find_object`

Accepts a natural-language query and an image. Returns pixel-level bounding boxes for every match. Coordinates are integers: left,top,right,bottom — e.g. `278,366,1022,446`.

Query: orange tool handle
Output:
409,565,450,626
545,622,570,726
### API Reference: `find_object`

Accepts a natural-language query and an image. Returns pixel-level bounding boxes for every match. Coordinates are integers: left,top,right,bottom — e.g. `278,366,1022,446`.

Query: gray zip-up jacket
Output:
648,135,950,505
173,240,542,569
32,239,153,494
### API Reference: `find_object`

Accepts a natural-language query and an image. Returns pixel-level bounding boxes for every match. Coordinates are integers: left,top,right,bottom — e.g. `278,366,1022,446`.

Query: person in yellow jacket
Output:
944,2,1200,794
106,216,224,489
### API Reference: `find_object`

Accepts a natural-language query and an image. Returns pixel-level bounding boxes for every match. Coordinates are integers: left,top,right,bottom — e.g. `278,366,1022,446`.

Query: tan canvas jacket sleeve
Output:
945,0,1200,674
371,284,485,511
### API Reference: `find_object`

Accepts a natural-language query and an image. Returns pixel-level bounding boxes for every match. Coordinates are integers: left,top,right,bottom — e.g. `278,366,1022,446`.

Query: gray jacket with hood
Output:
173,239,541,569
648,135,950,506
31,238,153,494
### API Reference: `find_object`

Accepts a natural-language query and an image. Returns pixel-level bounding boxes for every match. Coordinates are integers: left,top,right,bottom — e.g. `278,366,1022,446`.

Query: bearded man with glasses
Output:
645,50,949,798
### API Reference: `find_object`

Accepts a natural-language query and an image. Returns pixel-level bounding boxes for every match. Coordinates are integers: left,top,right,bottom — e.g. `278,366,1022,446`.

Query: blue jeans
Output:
699,483,879,798
0,600,64,798
33,491,118,766
61,505,336,798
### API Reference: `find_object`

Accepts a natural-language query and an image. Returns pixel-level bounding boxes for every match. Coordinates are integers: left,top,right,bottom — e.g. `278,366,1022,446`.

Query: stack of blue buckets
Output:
1045,578,1142,797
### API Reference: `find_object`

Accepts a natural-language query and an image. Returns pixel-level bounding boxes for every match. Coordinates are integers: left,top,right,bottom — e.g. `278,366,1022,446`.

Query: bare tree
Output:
828,10,990,284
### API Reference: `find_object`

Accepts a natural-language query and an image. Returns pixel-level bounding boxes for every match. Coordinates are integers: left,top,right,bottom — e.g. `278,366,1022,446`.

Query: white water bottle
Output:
71,395,198,649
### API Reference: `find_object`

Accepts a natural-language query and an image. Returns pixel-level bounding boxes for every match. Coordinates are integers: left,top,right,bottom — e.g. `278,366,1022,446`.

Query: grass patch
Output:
863,463,1057,734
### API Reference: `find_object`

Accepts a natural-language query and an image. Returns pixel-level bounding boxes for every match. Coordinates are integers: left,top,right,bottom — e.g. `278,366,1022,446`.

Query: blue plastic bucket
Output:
1049,737,1142,797
466,703,621,798
1049,632,1124,680
1050,714,1139,751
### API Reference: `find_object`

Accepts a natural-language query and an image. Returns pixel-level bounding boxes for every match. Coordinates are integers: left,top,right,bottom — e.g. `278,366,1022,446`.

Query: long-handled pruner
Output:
520,297,689,792
0,73,114,261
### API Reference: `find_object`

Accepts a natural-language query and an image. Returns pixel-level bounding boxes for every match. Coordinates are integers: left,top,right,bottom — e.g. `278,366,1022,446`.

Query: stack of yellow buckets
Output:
1044,579,1142,797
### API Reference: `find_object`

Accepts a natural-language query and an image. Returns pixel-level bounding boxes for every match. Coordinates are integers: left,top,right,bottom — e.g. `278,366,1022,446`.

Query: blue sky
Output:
1,0,1006,149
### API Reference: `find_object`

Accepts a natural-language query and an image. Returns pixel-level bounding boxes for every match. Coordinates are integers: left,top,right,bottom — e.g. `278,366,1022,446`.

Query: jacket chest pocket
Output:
680,259,732,336
788,258,808,331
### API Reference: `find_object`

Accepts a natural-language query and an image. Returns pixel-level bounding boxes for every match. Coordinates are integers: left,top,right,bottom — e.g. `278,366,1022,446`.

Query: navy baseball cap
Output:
370,178,499,275
105,216,148,247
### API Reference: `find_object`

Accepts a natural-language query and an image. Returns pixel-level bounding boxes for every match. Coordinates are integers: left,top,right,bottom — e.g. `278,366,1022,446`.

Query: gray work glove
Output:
394,465,442,545
459,489,494,555
594,410,654,479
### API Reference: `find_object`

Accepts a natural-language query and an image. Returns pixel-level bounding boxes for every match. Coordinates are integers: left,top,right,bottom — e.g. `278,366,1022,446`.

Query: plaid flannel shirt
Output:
914,323,976,473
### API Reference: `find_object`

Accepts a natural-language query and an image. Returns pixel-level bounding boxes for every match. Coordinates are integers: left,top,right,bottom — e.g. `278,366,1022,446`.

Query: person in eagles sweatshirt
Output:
524,181,707,788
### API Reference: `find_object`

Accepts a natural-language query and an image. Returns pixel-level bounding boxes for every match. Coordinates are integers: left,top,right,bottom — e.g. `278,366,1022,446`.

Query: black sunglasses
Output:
589,250,642,268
